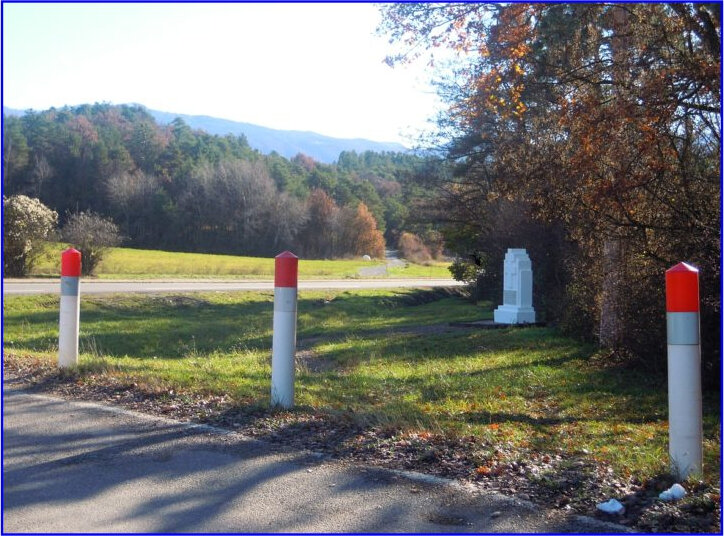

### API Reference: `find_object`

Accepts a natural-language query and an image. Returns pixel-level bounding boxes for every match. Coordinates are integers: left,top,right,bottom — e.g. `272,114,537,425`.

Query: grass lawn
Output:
28,244,453,280
3,288,720,494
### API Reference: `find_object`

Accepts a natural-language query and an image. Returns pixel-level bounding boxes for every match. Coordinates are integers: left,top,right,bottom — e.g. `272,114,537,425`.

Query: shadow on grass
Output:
4,290,481,360
5,290,680,432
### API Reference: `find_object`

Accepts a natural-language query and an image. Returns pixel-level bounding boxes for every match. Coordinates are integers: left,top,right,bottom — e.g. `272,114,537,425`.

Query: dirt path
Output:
357,249,408,277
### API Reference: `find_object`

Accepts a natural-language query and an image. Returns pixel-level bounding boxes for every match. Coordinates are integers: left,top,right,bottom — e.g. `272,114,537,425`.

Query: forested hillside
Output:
3,106,408,165
146,108,408,163
3,103,438,258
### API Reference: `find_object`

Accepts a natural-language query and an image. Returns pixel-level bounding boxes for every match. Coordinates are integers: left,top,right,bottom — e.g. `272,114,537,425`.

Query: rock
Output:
597,499,625,515
659,483,687,501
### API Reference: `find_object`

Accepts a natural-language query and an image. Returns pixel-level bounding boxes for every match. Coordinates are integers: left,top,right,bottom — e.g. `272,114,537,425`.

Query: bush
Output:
397,232,432,263
3,195,58,277
421,229,445,260
60,211,122,275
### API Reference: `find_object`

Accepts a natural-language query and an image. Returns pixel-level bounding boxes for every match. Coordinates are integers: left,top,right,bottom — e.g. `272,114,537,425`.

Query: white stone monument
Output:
494,248,536,324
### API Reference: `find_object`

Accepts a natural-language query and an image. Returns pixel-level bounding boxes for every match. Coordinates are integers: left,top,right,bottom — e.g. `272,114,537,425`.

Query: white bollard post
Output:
271,251,298,408
58,248,82,368
665,262,703,480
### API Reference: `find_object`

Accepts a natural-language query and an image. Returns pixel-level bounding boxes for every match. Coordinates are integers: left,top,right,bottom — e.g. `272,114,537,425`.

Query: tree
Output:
2,116,30,193
3,195,57,276
338,203,386,259
60,211,122,275
105,170,168,247
263,192,307,254
298,189,340,258
383,196,409,242
267,151,309,198
176,159,285,256
380,3,720,374
350,179,386,235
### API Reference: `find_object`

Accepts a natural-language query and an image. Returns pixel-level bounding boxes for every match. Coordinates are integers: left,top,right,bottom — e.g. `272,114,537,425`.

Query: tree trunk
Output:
599,6,630,350
599,238,624,348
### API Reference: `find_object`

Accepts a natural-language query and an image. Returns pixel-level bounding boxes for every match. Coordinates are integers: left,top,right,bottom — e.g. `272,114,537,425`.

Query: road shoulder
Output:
3,386,627,533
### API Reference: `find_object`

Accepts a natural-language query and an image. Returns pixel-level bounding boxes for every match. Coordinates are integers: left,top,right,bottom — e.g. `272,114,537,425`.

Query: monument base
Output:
493,305,536,325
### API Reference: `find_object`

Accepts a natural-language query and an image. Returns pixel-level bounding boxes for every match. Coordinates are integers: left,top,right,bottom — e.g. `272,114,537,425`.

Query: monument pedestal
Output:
494,305,536,324
494,248,536,325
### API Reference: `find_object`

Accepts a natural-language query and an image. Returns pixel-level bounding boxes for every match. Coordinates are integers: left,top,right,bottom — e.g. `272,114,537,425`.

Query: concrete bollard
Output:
665,262,703,480
58,248,82,368
271,251,298,408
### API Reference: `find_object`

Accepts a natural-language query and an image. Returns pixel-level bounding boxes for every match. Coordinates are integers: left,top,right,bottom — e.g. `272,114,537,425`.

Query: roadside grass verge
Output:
3,289,720,496
29,244,453,279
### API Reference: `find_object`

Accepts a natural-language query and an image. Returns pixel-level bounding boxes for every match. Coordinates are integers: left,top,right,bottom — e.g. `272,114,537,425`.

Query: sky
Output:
2,3,443,146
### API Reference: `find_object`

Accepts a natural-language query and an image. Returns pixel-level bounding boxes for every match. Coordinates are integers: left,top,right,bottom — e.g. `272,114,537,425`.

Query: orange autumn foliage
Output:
339,203,386,259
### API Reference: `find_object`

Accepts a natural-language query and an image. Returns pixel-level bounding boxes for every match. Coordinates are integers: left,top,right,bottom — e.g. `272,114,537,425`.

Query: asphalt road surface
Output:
3,278,464,296
3,387,625,533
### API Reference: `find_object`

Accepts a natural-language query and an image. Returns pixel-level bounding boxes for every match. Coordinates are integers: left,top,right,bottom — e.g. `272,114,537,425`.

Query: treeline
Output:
3,103,438,258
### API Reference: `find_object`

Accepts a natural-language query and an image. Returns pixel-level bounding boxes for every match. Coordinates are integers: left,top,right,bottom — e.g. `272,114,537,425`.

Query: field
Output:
28,244,453,280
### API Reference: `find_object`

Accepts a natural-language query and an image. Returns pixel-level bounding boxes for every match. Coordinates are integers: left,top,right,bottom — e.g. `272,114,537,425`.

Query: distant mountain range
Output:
3,105,409,164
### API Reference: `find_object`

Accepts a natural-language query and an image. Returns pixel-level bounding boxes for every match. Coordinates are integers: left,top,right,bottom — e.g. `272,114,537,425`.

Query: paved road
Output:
3,278,464,296
3,387,624,533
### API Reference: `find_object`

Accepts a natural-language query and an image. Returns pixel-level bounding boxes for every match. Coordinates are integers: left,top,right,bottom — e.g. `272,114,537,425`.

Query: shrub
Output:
60,211,122,275
3,195,58,277
398,232,432,263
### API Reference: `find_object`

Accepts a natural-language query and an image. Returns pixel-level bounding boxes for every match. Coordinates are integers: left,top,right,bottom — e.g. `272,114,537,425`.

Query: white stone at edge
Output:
494,248,536,324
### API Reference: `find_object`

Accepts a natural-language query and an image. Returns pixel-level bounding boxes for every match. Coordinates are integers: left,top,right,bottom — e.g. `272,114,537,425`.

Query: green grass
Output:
28,244,453,279
385,260,453,278
3,289,720,488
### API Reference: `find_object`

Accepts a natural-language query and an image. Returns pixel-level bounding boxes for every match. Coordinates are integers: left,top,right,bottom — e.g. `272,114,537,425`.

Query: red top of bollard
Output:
275,251,298,288
666,262,699,312
61,248,82,277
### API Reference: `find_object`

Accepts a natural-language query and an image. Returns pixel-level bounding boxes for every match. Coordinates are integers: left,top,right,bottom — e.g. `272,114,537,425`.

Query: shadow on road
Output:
2,389,619,533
